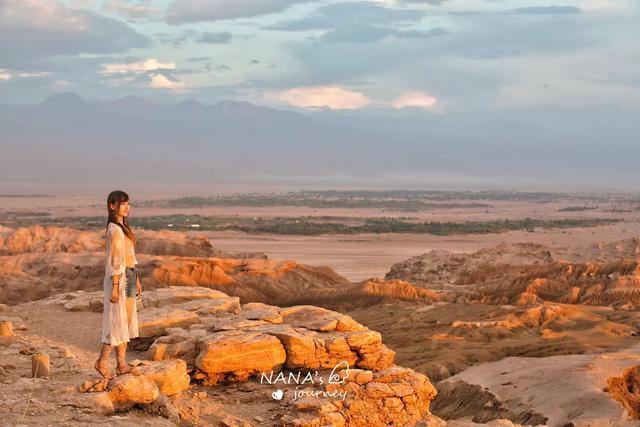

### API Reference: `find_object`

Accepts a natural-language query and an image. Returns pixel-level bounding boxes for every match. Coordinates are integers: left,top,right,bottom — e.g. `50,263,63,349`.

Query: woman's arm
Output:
136,272,142,296
107,227,125,303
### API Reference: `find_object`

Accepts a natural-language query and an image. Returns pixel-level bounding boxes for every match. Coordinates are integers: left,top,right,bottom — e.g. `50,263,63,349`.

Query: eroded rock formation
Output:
45,286,438,425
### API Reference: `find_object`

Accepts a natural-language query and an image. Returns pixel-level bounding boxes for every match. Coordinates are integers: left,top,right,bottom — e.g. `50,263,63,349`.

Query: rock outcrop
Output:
607,364,640,419
0,252,350,306
475,260,640,309
280,278,442,311
386,241,640,309
11,286,438,425
281,366,437,427
78,359,189,416
0,224,256,258
386,238,640,289
135,289,397,381
385,243,556,287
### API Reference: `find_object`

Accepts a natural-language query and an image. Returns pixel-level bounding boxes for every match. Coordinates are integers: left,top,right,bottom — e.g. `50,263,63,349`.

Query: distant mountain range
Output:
1,93,638,192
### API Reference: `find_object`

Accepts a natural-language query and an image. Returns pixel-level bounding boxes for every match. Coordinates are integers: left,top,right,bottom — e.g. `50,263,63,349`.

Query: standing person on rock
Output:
94,190,142,379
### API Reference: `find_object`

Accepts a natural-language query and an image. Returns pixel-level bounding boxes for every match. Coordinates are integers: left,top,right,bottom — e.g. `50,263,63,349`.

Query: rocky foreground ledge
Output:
2,286,442,426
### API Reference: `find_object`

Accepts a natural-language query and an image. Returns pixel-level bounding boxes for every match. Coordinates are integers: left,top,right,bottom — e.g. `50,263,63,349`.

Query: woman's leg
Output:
125,268,136,327
126,297,134,327
116,342,132,375
94,343,113,379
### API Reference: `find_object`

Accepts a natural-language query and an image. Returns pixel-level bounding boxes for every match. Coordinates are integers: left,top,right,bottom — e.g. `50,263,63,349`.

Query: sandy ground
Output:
444,345,640,427
0,302,292,426
0,303,172,426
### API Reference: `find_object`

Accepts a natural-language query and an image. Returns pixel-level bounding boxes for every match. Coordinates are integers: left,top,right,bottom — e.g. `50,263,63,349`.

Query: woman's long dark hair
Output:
106,190,136,246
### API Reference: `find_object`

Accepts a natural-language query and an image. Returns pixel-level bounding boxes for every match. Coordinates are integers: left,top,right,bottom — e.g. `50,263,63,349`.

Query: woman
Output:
94,190,142,379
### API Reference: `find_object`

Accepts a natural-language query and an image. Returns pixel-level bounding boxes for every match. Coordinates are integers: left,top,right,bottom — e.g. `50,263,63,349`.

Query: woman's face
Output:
111,200,130,218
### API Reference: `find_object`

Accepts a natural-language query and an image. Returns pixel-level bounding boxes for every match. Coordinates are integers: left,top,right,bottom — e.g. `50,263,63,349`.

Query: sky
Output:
1,0,639,117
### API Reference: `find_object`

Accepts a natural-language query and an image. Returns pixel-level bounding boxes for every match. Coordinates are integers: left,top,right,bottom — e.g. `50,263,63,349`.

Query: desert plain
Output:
1,189,640,426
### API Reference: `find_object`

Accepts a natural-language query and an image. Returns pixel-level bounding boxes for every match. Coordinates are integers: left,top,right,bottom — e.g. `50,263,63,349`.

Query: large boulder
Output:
131,359,190,396
108,374,160,410
80,360,189,413
251,323,362,370
147,298,395,375
279,305,364,332
195,330,287,383
280,366,437,427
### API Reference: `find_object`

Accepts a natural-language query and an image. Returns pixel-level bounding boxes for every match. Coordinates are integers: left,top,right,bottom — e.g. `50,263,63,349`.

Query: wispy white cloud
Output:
149,74,185,90
55,79,73,87
0,68,52,80
101,58,176,74
392,91,437,109
271,86,371,109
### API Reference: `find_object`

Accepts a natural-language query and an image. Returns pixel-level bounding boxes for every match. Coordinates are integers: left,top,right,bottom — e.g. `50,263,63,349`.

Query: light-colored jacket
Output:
101,222,139,346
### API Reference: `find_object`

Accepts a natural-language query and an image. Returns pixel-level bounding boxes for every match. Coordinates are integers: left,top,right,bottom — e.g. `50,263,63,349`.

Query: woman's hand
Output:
136,276,142,297
110,284,119,304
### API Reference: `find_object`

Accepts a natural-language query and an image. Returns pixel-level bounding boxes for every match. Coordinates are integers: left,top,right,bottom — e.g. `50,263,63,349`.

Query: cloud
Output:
187,57,211,62
156,30,197,47
101,59,176,74
397,0,448,4
392,91,437,109
413,7,593,62
197,31,233,44
102,0,162,19
510,6,582,15
270,1,425,31
149,74,185,90
272,86,371,109
0,68,52,80
393,28,448,39
166,0,313,24
320,26,446,43
54,79,73,87
267,2,440,43
257,0,606,113
319,25,390,43
0,0,149,65
157,30,233,47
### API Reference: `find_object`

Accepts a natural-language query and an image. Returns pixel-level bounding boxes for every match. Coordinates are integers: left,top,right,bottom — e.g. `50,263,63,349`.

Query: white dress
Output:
101,222,140,346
